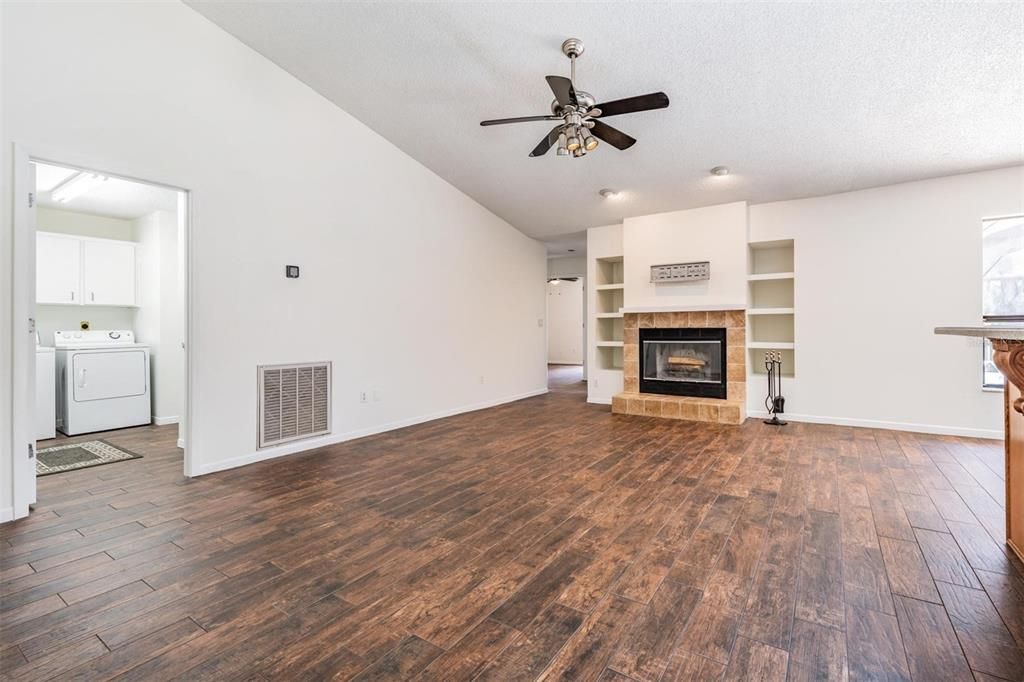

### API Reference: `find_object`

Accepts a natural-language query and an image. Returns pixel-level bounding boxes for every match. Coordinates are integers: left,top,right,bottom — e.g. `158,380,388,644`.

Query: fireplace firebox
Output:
639,327,727,399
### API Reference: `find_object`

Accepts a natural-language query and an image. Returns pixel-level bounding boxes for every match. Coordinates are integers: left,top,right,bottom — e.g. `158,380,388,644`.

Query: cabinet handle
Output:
90,292,95,302
70,291,74,301
78,368,87,388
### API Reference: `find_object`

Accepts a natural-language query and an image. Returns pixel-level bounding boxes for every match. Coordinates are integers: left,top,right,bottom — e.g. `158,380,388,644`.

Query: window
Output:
982,214,1024,388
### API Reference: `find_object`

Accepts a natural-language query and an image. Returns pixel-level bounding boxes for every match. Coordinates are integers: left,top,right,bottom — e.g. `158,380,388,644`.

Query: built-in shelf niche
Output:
596,288,624,315
597,316,624,344
595,256,624,286
597,345,624,370
750,240,794,275
748,239,795,377
748,348,795,377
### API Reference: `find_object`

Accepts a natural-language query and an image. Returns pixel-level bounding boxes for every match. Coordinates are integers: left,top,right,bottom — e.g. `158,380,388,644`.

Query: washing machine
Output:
36,342,56,440
54,330,151,435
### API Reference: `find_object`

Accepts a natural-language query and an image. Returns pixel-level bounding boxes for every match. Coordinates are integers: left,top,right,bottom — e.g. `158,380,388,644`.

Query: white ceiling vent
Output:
258,362,331,449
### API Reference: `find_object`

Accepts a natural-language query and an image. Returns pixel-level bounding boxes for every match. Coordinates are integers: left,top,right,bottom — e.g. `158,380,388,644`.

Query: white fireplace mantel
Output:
621,303,747,314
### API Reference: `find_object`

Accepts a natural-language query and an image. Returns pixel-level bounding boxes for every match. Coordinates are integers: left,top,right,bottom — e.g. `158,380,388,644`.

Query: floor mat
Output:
36,440,142,476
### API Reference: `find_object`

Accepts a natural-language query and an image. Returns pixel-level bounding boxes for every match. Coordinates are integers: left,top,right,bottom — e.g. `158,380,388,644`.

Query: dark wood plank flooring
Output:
2,373,1021,680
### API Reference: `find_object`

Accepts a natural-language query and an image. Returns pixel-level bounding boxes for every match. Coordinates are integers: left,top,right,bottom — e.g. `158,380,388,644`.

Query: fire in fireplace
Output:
639,327,727,399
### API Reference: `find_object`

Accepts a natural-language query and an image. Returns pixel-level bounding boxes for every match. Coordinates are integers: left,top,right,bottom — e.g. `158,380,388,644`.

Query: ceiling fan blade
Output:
481,115,561,126
529,126,564,157
546,75,578,106
590,119,636,150
592,92,669,118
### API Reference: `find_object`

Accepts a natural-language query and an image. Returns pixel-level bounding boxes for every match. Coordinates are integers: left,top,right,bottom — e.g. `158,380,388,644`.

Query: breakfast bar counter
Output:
936,324,1024,561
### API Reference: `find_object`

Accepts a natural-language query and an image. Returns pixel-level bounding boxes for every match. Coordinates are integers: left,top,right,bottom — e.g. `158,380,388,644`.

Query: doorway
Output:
547,276,586,396
10,150,192,519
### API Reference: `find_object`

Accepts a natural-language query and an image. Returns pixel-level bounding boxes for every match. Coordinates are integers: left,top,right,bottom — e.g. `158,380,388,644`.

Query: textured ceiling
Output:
187,1,1024,240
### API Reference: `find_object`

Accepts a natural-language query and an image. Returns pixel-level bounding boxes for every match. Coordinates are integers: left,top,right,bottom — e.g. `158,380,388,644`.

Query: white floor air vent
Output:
258,362,331,448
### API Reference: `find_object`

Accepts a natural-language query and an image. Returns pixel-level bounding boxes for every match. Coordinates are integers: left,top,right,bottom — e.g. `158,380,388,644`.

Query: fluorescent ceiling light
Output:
34,163,77,192
51,172,108,203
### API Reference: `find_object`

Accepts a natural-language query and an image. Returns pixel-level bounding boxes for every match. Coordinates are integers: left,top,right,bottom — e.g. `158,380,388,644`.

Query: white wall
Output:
547,279,584,365
548,255,586,279
34,208,138,344
623,202,748,310
134,209,184,424
748,166,1024,438
0,0,547,516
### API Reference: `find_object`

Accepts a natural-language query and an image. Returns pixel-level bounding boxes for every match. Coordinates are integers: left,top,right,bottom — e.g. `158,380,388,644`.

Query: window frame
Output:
981,213,1024,389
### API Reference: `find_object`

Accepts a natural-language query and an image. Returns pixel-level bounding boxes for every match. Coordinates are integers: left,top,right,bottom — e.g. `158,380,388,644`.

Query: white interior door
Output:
13,149,38,517
83,240,136,305
36,233,80,304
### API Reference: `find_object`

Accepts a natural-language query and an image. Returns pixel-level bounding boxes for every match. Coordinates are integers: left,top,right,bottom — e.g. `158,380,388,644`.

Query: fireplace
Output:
639,327,727,399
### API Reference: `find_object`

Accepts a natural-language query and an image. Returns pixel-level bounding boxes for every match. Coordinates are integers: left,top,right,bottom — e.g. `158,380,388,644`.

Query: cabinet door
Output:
36,233,81,304
82,240,136,306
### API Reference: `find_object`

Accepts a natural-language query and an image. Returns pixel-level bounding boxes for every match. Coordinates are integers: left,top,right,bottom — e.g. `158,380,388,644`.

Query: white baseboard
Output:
745,409,1002,440
195,387,550,476
587,397,612,405
0,507,14,524
153,416,180,426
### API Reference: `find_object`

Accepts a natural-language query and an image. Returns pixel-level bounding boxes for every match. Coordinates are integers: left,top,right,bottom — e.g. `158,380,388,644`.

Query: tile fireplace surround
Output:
612,309,746,425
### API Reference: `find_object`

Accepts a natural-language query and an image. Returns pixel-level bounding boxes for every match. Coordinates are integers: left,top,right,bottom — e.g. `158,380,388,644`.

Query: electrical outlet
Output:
479,375,485,385
537,318,544,327
360,391,368,404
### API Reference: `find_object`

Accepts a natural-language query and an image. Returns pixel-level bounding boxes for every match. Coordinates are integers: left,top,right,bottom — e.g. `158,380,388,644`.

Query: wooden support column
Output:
1000,343,1024,562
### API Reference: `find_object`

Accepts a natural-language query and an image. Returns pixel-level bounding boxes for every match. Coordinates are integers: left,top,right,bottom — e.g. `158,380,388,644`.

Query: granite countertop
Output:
935,324,1024,340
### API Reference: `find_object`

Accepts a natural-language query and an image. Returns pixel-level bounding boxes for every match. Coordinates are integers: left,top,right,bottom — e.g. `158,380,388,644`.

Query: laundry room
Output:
33,162,187,478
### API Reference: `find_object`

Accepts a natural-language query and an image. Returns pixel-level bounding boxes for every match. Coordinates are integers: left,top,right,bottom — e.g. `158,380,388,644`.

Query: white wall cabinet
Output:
36,232,136,307
82,239,136,305
36,233,82,304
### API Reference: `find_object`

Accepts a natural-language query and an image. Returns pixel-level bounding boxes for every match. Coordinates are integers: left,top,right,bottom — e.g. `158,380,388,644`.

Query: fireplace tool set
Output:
763,351,787,426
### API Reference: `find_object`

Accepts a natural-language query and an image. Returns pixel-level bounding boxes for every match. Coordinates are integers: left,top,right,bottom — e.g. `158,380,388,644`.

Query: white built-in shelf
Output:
747,307,794,316
595,283,625,291
596,341,624,348
595,312,624,319
748,238,796,377
747,272,794,282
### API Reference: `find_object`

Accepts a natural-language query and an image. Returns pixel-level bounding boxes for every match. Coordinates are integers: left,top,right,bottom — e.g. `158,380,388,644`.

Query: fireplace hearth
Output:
640,328,727,398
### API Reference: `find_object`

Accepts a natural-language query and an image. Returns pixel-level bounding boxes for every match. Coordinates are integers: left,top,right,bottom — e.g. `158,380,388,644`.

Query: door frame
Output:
10,143,197,520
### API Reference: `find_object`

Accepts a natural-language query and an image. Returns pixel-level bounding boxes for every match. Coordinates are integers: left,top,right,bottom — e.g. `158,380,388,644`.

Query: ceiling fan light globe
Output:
566,136,581,151
557,147,569,156
583,132,599,151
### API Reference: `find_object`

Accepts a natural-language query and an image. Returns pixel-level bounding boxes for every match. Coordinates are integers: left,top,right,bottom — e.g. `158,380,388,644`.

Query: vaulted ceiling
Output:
188,1,1024,240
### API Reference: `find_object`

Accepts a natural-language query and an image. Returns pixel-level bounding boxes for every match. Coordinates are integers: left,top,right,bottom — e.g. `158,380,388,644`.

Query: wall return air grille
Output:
258,362,331,448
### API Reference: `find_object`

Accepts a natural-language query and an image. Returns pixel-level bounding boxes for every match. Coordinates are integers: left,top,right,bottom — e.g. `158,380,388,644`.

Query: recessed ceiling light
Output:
710,166,730,176
599,188,621,200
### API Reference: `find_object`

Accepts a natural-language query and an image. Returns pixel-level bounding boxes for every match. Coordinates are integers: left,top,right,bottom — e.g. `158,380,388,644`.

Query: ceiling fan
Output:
480,38,669,158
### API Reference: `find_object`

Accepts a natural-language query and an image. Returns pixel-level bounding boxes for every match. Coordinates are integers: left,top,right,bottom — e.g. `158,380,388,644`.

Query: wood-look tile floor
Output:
2,377,1023,681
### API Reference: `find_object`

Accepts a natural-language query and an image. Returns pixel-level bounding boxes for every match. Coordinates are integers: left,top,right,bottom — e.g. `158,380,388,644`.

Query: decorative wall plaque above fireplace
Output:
639,327,727,399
